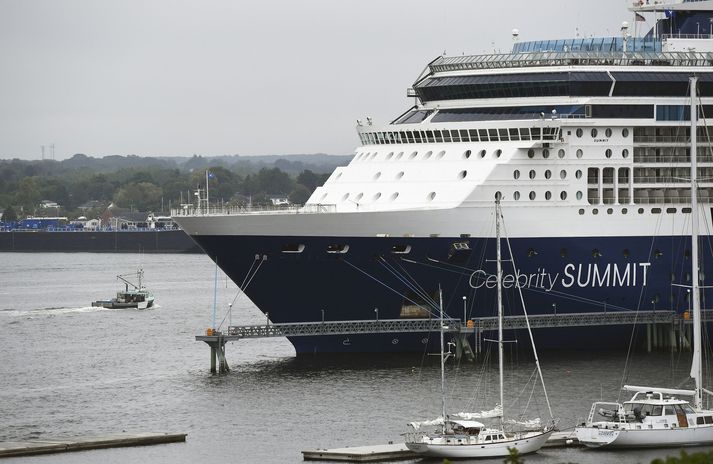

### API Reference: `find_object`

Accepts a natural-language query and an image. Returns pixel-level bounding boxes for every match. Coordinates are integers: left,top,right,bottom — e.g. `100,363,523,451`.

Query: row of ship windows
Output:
354,147,629,163
320,191,439,203
358,127,560,145
497,191,577,201
514,169,582,180
578,207,693,215
573,127,629,139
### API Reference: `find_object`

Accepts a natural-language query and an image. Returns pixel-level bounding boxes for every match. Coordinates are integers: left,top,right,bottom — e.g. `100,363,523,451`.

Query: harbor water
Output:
1,252,711,463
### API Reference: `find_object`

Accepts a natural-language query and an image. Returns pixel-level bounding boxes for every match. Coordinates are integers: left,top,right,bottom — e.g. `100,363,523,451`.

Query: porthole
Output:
622,149,629,158
479,149,487,158
578,208,585,215
545,170,552,179
424,151,432,159
514,170,521,180
355,192,364,201
373,172,382,180
529,170,536,179
396,152,404,159
514,191,521,200
576,128,583,137
387,152,394,160
320,193,328,201
576,149,583,159
410,151,419,159
560,170,567,179
427,192,436,201
495,191,502,200
495,149,502,158
543,149,550,159
575,170,582,179
336,172,343,180
327,244,349,254
459,170,468,180
373,192,382,201
592,248,602,258
607,208,613,215
638,208,644,214
527,248,538,257
655,249,664,258
605,149,612,159
576,191,583,200
593,208,599,215
622,208,628,214
591,128,598,138
529,191,536,200
371,153,378,160
396,171,405,180
464,149,472,159
391,245,411,254
341,193,349,202
622,128,630,138
605,128,612,138
560,191,567,200
652,208,662,214
281,243,305,254
390,192,399,201
527,149,535,158
436,151,445,159
545,191,552,200
667,207,677,214
558,149,566,159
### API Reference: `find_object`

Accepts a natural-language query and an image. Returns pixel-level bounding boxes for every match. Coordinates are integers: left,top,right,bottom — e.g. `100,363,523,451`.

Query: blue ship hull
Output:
192,234,708,354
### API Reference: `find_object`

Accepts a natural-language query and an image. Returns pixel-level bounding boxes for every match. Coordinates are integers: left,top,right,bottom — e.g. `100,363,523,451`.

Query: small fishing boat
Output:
92,269,154,309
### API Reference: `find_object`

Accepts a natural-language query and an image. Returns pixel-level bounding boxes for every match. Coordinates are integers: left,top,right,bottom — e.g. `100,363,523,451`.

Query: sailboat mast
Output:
439,285,447,431
690,76,703,410
496,201,505,423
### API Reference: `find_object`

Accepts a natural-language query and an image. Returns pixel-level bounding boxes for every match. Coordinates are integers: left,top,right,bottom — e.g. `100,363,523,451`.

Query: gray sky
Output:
0,0,635,160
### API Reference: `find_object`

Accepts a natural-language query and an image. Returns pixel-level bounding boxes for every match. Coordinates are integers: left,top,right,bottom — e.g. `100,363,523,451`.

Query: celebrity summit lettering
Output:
469,262,651,291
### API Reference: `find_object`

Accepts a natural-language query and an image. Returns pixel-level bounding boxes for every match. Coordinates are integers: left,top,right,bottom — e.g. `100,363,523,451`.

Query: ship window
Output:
450,130,460,142
459,170,468,179
396,171,405,179
529,170,536,179
607,208,613,214
355,193,364,201
591,128,598,138
387,152,394,160
543,149,550,159
464,149,472,159
527,149,535,158
371,153,378,160
281,244,305,254
495,191,502,200
390,192,399,201
495,149,502,158
374,172,382,180
437,151,445,159
576,149,583,159
463,129,473,142
397,152,404,159
545,170,552,179
605,128,613,137
622,149,629,158
652,208,662,214
638,208,644,214
469,129,479,141
654,249,663,258
592,248,602,257
529,191,536,200
706,416,713,425
667,208,677,214
576,191,583,200
320,193,328,201
561,191,567,200
326,244,349,254
514,170,521,179
480,149,487,158
434,130,443,143
427,192,436,201
514,191,521,200
391,245,411,254
336,172,343,180
592,208,599,215
442,130,451,143
623,128,630,137
576,128,583,138
424,151,433,159
683,207,692,213
373,192,382,201
560,248,568,257
622,208,628,214
545,191,552,200
341,193,349,201
576,170,582,179
605,149,612,159
558,149,566,159
560,170,567,179
528,248,538,257
410,151,418,159
578,208,585,215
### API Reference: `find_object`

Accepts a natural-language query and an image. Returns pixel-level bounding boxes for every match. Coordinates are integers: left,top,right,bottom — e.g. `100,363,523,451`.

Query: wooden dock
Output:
0,432,187,458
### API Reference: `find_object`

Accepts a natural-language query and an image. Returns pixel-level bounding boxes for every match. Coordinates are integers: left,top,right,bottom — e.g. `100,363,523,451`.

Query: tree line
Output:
0,154,339,221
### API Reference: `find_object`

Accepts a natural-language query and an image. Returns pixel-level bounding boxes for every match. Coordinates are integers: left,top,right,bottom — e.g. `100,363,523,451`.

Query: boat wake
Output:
1,305,134,317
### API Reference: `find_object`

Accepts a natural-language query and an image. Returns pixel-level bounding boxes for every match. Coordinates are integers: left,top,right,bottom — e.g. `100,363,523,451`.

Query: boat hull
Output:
406,430,552,458
575,425,713,449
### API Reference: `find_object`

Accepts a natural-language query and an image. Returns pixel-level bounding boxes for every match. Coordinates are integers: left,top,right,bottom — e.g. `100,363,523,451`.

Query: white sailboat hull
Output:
406,430,552,458
575,425,713,449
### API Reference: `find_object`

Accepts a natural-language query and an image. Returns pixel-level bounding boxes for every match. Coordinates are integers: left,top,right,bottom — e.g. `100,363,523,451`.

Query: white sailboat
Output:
404,203,555,459
575,77,713,449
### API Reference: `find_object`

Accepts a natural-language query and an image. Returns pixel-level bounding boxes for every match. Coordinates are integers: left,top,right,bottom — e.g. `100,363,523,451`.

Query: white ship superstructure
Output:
174,0,713,354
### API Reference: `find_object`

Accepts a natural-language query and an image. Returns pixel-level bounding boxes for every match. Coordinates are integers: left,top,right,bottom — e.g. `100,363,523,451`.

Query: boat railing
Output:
586,401,624,426
171,203,338,217
663,33,713,41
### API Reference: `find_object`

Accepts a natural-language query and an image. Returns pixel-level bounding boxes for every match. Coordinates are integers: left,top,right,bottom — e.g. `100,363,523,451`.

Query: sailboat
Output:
404,202,555,459
575,77,713,449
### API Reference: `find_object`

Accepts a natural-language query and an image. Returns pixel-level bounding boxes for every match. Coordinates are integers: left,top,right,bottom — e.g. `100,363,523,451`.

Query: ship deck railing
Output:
197,309,711,342
171,204,337,217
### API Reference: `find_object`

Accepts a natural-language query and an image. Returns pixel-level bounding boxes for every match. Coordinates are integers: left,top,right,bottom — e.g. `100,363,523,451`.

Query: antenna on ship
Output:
41,145,45,161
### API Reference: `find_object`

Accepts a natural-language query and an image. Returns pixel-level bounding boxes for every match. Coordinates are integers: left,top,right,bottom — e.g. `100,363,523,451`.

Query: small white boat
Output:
575,77,713,449
405,203,555,458
92,269,154,310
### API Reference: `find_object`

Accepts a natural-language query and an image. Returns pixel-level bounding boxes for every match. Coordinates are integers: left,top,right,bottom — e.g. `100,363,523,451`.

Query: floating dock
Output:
302,432,581,462
0,432,187,458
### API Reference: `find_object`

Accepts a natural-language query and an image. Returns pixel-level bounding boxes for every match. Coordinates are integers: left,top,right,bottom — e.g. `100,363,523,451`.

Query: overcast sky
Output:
0,0,637,160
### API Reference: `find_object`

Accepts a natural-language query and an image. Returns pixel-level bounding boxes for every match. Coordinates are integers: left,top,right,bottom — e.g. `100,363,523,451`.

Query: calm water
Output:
0,252,711,464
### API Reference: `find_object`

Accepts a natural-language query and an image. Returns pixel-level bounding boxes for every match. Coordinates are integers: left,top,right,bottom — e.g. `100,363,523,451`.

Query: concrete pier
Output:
0,432,187,458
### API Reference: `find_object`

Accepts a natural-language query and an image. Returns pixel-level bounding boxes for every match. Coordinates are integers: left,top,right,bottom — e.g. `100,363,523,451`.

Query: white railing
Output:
171,203,337,217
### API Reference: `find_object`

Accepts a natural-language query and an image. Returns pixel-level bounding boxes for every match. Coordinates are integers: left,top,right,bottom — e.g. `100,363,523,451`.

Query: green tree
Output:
2,205,18,222
14,176,42,214
113,182,163,211
288,184,311,205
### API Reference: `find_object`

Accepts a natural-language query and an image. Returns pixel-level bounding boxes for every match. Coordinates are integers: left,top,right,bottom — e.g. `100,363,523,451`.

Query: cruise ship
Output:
174,0,713,354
